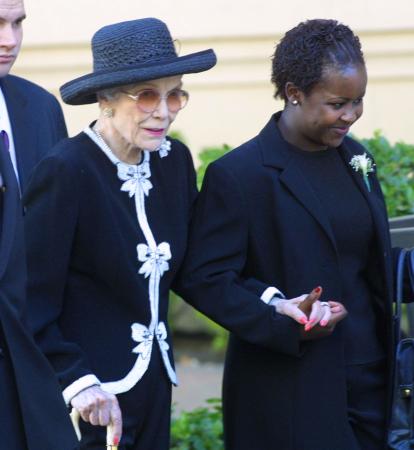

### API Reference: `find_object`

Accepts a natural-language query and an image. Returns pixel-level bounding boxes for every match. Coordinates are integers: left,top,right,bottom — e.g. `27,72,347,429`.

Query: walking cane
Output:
70,408,119,449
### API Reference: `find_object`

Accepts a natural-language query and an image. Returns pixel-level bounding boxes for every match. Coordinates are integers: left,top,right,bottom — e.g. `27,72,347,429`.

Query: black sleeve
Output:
175,160,302,356
23,155,94,390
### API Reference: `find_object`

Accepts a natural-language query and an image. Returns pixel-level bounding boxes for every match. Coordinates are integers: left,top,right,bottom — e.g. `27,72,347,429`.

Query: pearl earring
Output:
292,99,298,105
103,107,114,118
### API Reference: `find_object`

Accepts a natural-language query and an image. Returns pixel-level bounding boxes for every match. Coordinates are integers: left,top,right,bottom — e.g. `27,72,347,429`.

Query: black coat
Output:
181,114,401,450
0,141,78,450
23,132,197,397
1,74,68,190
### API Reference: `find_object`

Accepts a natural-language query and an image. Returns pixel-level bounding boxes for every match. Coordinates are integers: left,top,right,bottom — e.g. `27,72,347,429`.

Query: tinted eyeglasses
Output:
121,88,189,113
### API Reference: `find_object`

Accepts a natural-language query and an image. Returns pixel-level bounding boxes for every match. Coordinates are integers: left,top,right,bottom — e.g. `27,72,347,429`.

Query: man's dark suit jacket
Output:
1,74,68,191
0,75,76,448
0,139,78,449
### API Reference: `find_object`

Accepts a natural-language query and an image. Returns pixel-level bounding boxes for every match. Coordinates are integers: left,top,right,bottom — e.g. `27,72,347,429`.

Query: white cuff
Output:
260,286,285,304
63,374,101,405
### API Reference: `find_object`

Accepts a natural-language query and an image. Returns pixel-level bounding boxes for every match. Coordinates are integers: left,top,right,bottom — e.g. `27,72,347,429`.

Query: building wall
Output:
13,0,414,159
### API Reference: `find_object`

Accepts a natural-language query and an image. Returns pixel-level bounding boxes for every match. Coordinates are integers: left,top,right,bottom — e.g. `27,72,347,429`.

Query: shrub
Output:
170,399,224,449
196,144,232,190
360,131,414,217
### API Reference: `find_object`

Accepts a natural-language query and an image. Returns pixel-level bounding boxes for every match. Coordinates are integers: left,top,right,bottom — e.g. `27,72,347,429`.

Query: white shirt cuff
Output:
260,286,285,304
62,374,101,405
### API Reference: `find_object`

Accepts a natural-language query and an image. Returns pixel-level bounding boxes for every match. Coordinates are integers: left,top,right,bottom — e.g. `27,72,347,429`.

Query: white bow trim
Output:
118,162,153,197
131,323,153,359
130,321,170,358
137,242,171,278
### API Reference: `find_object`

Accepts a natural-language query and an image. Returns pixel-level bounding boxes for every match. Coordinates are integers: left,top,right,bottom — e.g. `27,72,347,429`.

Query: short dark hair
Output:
271,19,365,101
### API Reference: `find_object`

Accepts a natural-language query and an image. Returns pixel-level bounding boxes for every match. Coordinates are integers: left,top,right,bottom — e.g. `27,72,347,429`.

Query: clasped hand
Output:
273,286,347,340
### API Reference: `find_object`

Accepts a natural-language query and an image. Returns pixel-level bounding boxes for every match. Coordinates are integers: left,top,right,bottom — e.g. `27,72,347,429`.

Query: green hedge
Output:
171,399,224,449
194,132,414,218
361,131,414,217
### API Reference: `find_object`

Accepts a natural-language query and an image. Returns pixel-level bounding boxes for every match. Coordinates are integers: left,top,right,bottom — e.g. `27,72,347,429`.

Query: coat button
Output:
1,185,6,192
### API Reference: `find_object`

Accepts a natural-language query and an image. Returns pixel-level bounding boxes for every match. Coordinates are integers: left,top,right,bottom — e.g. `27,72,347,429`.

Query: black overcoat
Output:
0,141,78,450
181,113,400,450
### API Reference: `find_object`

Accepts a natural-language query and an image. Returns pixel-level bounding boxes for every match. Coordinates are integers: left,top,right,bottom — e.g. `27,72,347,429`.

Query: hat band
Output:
93,54,179,77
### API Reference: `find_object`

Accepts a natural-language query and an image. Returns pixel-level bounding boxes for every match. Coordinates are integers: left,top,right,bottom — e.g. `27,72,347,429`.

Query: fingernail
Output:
305,324,311,331
308,319,315,324
314,286,321,293
320,320,327,327
299,317,307,325
113,436,120,445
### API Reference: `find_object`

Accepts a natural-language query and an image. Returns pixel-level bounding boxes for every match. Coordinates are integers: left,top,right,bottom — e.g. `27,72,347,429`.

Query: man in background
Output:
0,0,67,191
0,1,78,449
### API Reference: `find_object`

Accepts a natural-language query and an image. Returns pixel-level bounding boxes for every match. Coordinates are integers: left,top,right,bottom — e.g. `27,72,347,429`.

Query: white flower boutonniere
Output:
349,153,375,192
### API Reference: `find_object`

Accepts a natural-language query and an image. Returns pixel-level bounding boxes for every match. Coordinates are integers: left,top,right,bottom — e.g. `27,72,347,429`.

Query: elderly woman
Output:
23,18,216,449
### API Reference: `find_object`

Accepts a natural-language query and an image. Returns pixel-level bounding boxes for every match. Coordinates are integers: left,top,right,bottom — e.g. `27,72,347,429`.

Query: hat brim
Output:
60,49,217,105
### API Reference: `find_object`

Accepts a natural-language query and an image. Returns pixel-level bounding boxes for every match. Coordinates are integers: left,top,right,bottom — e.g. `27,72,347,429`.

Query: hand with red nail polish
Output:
300,297,347,341
297,286,336,340
271,294,314,325
71,385,123,445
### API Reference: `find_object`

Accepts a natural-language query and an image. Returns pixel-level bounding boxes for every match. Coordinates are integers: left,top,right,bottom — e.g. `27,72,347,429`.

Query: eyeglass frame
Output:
120,88,190,113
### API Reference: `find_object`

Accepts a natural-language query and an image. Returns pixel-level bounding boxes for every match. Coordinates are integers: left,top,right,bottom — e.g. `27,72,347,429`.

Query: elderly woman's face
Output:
104,75,184,152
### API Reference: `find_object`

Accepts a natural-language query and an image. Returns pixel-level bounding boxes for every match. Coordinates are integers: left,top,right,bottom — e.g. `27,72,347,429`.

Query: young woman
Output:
181,19,412,450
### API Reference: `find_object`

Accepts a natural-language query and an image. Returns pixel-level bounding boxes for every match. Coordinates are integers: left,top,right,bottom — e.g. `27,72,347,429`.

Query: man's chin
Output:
0,64,13,78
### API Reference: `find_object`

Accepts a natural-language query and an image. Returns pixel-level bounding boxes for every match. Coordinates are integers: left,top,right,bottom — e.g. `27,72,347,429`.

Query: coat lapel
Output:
257,113,338,253
0,137,18,280
0,76,33,192
338,140,393,301
338,141,391,255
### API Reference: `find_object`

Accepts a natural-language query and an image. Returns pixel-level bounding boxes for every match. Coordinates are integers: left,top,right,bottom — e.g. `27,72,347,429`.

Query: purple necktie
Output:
1,130,9,152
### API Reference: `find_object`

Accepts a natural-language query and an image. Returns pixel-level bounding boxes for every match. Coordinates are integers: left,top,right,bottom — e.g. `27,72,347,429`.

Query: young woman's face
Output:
291,64,367,151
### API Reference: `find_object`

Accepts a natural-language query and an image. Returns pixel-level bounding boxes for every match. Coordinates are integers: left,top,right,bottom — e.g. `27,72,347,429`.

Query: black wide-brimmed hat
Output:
60,18,217,105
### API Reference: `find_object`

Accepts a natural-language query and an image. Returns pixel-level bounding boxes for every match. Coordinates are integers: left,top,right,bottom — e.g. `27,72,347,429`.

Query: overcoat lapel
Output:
338,142,394,305
0,76,33,192
0,138,18,280
258,114,338,253
338,143,390,251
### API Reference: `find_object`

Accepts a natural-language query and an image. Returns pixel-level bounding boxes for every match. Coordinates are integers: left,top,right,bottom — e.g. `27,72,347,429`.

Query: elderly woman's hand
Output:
70,385,122,444
273,286,332,329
